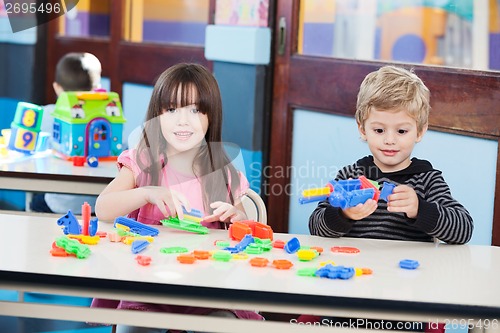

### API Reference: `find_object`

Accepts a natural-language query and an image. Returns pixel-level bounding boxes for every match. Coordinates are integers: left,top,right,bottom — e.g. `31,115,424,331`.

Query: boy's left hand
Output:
202,201,247,223
386,185,419,219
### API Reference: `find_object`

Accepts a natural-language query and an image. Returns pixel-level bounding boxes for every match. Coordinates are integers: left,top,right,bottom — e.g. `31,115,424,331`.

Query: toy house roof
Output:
52,91,126,124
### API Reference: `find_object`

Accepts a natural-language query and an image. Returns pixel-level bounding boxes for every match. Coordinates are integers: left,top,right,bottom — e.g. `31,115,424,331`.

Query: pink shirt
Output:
118,149,249,227
91,150,262,321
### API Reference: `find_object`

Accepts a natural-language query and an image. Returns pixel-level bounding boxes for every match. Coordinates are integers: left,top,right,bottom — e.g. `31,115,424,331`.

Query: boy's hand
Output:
387,185,418,219
202,201,247,223
144,186,190,220
341,199,377,220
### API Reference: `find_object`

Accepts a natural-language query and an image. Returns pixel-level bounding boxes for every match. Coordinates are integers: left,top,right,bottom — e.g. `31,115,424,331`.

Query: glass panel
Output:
124,0,209,46
59,0,111,38
299,0,500,72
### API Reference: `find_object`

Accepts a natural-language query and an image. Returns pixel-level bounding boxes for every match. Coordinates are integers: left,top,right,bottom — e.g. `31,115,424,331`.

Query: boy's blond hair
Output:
355,65,430,134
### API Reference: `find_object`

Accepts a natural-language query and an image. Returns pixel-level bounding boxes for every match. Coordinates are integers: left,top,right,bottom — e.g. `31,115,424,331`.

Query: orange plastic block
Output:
228,221,252,241
229,220,273,241
177,254,196,264
272,259,293,270
331,246,360,254
193,250,211,260
136,255,152,266
50,242,76,257
249,257,269,267
358,176,380,202
310,246,323,254
361,268,373,275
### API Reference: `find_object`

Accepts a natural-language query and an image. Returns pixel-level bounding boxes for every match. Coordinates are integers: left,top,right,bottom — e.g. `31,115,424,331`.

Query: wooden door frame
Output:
268,0,500,246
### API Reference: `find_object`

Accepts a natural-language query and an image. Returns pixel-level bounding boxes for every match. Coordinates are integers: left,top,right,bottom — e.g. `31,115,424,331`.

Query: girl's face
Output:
359,108,426,173
160,87,209,156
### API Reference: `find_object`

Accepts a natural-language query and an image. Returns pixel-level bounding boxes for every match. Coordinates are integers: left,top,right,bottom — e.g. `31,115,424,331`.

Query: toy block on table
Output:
114,216,159,236
7,102,45,154
51,91,126,160
228,220,273,241
55,236,91,259
131,240,150,254
57,210,82,235
57,202,99,237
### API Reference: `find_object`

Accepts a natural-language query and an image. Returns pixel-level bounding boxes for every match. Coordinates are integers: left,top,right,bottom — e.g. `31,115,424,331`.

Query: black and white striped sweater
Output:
308,156,473,244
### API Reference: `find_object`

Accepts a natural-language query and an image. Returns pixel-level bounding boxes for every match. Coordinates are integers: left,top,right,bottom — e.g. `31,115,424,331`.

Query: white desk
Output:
0,153,117,195
0,213,499,332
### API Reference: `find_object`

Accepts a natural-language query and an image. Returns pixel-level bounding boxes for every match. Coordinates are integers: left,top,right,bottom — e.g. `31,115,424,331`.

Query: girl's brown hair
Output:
136,63,240,220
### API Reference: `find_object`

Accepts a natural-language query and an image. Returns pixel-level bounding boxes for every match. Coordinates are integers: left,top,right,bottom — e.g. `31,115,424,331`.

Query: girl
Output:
92,63,263,332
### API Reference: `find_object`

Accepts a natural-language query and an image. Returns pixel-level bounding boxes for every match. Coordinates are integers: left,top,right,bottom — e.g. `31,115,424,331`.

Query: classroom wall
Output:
289,110,498,246
0,15,38,210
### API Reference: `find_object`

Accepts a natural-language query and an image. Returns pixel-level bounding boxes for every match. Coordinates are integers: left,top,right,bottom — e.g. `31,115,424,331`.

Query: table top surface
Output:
1,213,499,316
0,152,117,181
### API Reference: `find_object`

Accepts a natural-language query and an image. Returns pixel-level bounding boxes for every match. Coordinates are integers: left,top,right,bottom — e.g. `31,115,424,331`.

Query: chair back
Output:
241,189,267,224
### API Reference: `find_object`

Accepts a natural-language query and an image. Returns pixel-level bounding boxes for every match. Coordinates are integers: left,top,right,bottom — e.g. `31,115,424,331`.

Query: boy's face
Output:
358,108,427,173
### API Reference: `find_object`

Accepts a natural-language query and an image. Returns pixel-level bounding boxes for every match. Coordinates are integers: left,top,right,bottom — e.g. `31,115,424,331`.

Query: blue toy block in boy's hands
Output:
380,182,396,202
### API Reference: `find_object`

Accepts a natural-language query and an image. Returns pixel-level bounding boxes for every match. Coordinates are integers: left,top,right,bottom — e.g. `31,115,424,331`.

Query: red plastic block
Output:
331,246,360,254
358,176,380,202
136,255,152,266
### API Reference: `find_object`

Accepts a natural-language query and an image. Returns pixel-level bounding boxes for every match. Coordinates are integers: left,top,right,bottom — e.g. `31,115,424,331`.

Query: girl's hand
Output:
143,186,190,220
202,201,247,223
387,185,419,219
341,199,377,220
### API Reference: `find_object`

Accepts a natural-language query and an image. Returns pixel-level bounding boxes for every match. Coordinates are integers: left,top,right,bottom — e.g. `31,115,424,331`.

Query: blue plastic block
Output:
347,188,375,207
88,217,99,236
337,179,361,192
183,207,202,218
399,259,419,270
380,182,396,201
284,237,301,254
114,216,159,236
131,240,150,254
57,210,81,235
234,234,255,252
338,267,355,279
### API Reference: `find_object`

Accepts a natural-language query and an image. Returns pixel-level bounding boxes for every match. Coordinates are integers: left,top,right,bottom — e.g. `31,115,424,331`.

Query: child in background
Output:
30,52,101,214
92,63,263,332
309,65,473,244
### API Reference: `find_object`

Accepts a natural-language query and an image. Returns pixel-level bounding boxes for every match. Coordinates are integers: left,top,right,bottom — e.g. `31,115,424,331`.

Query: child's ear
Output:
53,82,64,96
416,123,428,143
358,122,367,141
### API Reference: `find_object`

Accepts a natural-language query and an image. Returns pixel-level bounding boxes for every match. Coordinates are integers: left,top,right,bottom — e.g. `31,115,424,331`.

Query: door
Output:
87,119,111,157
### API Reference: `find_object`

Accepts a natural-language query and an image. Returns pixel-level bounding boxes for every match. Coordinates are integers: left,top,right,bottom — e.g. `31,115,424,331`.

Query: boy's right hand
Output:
143,186,190,220
340,199,377,220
